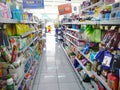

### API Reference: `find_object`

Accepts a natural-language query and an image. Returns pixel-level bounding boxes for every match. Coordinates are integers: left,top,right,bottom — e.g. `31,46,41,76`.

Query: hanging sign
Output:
58,3,72,15
23,0,44,9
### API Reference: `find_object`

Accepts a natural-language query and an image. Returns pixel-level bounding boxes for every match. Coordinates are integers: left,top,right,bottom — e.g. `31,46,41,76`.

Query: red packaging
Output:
98,81,105,90
107,73,119,90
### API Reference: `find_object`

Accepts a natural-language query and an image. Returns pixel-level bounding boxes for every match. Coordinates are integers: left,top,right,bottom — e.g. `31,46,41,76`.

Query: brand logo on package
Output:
23,0,44,8
58,4,72,15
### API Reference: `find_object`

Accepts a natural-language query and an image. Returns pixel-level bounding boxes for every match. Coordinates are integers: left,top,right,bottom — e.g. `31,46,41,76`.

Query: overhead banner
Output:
23,0,44,9
58,4,72,15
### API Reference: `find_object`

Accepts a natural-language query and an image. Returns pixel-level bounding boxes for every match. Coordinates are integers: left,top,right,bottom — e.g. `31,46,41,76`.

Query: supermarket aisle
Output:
32,33,83,90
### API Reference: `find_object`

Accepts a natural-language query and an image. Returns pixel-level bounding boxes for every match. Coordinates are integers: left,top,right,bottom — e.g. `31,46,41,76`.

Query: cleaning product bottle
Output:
7,75,14,90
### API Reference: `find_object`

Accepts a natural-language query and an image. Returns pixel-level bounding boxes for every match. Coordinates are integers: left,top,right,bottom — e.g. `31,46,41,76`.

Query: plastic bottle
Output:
7,75,14,90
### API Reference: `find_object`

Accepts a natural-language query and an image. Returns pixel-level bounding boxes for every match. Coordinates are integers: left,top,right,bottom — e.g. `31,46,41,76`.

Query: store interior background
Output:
23,0,85,34
24,0,120,34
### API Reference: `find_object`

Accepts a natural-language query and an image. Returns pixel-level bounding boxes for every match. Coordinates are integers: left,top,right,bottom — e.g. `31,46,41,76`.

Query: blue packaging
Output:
95,49,106,63
12,9,22,21
90,51,97,61
73,59,79,68
105,13,110,20
102,51,113,70
116,11,120,20
72,24,76,29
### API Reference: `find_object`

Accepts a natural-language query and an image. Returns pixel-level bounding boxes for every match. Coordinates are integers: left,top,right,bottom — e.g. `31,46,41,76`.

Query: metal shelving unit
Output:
62,22,113,90
62,20,120,25
80,0,104,11
66,33,79,40
0,18,37,24
29,55,42,90
0,18,18,23
20,36,38,53
15,60,33,90
92,71,111,90
66,38,78,48
99,20,120,25
61,44,97,90
66,28,79,32
21,30,36,38
0,16,43,90
61,45,85,89
63,21,97,25
79,51,93,64
78,51,111,90
75,57,93,77
20,20,37,24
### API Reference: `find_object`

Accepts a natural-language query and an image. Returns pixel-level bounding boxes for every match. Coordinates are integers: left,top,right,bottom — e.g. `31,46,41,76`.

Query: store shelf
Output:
63,20,120,25
76,50,111,90
66,33,79,40
0,18,37,24
20,37,38,53
9,30,37,39
99,20,120,25
29,67,38,90
0,18,18,23
30,56,42,90
21,30,36,38
16,61,33,90
61,46,83,84
67,28,79,32
66,38,78,48
63,21,98,25
24,56,32,66
78,51,111,90
92,71,111,90
62,22,72,25
61,45,93,90
15,73,25,90
20,20,37,24
81,0,103,11
79,51,93,64
79,21,97,25
75,57,93,77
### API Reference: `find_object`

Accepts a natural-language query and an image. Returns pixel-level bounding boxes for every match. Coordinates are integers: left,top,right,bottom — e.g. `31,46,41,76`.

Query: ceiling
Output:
22,0,120,22
23,0,85,20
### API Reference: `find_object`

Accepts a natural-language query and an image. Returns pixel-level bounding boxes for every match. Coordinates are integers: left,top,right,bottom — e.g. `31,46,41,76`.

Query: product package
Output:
0,2,11,18
11,9,22,21
102,51,113,70
107,73,119,90
101,30,115,47
106,32,120,51
104,0,115,5
97,81,105,90
0,30,6,46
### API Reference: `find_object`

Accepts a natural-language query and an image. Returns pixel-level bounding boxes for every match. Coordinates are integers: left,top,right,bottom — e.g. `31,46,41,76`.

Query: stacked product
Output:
61,1,120,90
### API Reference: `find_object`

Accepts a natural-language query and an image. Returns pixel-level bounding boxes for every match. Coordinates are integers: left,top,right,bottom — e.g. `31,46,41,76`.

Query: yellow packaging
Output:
16,24,24,36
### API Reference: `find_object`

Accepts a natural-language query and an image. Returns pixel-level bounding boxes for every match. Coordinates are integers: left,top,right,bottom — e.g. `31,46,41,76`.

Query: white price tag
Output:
105,26,108,30
100,25,103,29
110,26,116,30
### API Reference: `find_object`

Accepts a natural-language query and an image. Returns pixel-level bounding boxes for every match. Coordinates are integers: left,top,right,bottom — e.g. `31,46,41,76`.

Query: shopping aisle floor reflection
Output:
32,34,83,90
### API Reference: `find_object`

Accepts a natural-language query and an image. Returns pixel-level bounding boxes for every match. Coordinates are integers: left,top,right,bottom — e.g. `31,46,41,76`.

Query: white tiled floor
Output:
32,33,83,90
